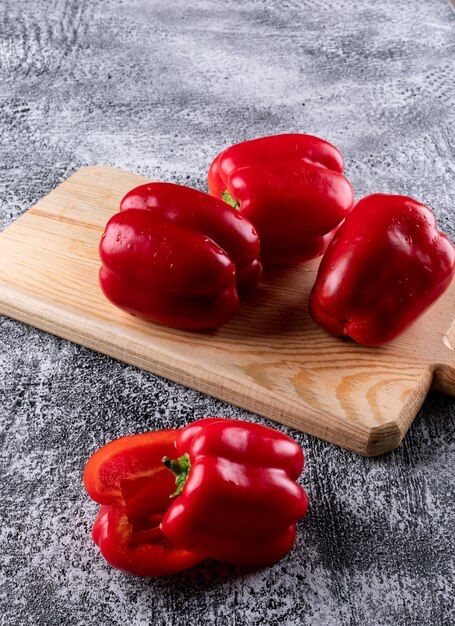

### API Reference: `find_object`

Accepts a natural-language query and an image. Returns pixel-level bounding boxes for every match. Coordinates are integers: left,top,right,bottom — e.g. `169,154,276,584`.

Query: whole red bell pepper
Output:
207,134,354,266
160,418,309,567
99,182,262,330
309,194,455,345
84,419,308,574
83,429,206,576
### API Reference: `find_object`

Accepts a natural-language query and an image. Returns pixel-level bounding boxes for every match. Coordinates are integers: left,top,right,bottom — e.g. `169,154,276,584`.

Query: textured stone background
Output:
1,0,454,624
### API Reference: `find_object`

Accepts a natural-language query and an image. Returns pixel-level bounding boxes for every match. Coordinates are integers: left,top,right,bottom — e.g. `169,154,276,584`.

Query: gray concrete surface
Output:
1,1,454,624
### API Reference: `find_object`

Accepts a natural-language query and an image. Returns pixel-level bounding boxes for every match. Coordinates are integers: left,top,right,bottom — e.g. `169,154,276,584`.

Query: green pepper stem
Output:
221,190,240,210
162,452,191,498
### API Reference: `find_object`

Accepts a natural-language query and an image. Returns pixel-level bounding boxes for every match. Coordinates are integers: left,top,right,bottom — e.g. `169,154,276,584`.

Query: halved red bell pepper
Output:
309,193,455,345
83,429,206,576
99,182,262,330
161,418,309,567
208,134,354,266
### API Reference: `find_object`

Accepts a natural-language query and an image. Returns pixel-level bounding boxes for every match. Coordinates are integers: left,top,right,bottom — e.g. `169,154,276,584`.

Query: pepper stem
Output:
222,190,240,210
162,452,191,498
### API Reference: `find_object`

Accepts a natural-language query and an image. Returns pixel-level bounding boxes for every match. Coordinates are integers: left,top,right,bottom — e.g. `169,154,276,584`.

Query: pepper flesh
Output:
208,134,354,266
83,430,205,576
99,182,262,330
161,418,309,567
309,193,455,345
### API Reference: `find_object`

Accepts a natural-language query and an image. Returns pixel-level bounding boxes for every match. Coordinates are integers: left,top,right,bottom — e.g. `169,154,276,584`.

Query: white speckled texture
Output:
1,1,454,624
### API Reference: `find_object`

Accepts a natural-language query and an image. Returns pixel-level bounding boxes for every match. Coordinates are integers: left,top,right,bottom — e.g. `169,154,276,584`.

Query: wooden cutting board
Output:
0,166,454,455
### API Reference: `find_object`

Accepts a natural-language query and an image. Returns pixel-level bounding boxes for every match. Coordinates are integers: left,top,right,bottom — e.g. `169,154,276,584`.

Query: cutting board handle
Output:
432,319,455,396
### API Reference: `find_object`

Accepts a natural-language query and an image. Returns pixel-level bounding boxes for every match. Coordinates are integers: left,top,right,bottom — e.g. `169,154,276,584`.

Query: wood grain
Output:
0,165,454,455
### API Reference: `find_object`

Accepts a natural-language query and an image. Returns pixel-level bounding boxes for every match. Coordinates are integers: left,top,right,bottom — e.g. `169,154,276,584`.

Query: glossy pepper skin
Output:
309,194,455,345
99,182,262,330
84,430,206,576
161,418,309,567
207,134,354,266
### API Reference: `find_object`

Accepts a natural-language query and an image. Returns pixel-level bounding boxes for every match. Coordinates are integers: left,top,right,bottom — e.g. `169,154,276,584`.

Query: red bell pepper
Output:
99,182,262,330
83,429,206,576
208,133,354,266
84,419,308,574
309,194,455,345
161,418,309,567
